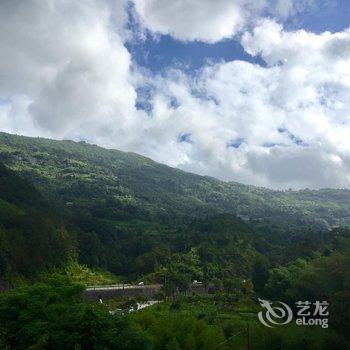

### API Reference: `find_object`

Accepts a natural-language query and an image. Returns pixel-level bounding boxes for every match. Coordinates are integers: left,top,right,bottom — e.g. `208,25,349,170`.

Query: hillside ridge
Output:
1,131,350,226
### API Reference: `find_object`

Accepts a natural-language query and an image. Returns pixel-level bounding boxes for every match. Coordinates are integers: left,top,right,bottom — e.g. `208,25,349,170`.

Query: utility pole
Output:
246,323,251,350
164,274,167,300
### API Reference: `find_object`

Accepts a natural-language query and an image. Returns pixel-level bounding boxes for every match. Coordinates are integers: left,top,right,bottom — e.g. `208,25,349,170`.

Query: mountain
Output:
1,131,350,227
1,133,349,349
0,162,74,284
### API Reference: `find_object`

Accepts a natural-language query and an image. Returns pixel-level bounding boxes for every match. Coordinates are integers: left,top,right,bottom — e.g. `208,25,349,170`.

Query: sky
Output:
0,0,350,189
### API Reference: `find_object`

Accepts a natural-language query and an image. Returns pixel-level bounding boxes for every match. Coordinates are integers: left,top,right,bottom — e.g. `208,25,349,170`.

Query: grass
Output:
63,261,120,286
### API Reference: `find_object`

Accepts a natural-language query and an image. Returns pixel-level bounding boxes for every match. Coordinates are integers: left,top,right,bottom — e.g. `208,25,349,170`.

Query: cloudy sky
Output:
1,0,350,189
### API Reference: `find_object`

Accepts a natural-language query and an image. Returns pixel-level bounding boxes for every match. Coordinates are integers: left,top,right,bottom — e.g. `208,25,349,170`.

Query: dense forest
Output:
0,132,349,349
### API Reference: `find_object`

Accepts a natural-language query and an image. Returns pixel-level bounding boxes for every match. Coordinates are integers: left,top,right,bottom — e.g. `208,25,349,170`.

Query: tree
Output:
252,255,270,294
0,276,150,349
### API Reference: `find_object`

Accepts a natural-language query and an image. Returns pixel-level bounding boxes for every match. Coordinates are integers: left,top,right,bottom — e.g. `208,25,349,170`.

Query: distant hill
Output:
1,131,350,227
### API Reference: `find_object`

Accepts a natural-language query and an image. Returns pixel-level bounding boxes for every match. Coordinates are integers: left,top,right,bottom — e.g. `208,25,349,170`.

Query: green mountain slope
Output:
1,131,349,226
0,163,74,283
1,132,349,348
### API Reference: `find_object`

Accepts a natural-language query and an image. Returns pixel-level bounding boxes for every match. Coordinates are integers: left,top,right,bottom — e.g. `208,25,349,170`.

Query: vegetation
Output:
59,261,120,286
0,132,349,349
0,162,74,285
129,294,349,350
0,276,149,349
1,272,349,349
1,132,350,227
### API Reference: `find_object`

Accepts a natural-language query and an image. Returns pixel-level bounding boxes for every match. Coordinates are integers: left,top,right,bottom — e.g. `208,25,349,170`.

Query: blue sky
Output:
126,33,264,73
127,0,350,74
285,0,350,33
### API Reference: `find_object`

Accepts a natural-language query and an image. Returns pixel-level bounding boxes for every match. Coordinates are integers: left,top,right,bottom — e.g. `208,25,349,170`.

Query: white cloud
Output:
137,20,350,189
1,1,350,189
0,0,145,149
273,0,315,20
132,0,246,43
131,0,316,43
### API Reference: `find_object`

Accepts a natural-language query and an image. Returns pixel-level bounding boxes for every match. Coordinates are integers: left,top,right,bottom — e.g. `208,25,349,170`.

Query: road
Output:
85,284,163,291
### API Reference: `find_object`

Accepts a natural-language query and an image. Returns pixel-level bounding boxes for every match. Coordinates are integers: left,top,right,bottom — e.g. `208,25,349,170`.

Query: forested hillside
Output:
1,132,350,227
0,132,350,348
0,163,74,284
0,131,349,280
